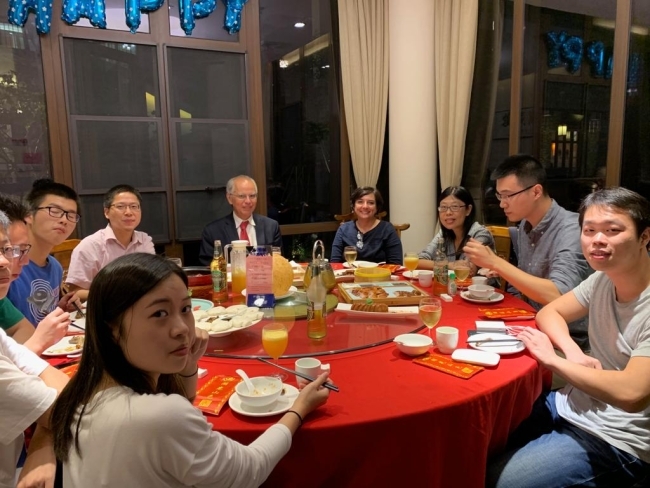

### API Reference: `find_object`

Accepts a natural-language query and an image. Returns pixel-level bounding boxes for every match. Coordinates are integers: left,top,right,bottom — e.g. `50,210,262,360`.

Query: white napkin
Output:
475,320,507,331
198,368,208,379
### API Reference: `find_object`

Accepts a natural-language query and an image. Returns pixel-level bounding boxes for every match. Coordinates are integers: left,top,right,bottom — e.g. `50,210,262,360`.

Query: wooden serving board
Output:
338,281,428,306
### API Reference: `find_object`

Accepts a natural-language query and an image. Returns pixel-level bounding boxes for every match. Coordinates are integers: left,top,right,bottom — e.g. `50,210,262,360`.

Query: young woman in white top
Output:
51,253,330,487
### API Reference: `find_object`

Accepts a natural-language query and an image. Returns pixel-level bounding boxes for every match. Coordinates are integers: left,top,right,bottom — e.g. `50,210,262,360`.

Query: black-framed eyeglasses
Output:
110,203,141,212
0,244,32,261
438,205,466,213
36,206,80,223
229,193,258,201
495,184,535,202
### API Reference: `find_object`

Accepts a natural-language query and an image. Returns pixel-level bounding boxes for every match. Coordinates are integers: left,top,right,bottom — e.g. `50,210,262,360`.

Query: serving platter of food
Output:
337,281,427,306
335,303,419,319
193,305,264,337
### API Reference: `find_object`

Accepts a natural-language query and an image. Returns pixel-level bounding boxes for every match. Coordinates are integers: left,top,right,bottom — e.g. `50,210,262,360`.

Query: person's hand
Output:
180,326,209,376
517,328,558,367
290,372,331,418
57,290,84,312
462,239,498,270
27,308,71,354
16,444,56,488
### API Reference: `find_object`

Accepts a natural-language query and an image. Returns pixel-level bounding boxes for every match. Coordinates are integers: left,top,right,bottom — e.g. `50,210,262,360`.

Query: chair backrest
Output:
50,239,81,276
333,212,409,239
485,226,511,290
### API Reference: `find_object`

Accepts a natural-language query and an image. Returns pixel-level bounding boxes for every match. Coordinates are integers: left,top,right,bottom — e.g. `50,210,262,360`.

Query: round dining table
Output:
196,285,544,488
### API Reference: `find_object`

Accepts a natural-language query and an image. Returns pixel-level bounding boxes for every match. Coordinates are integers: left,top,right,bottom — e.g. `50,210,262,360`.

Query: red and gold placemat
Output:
414,353,484,379
59,363,79,377
193,375,239,416
479,307,536,320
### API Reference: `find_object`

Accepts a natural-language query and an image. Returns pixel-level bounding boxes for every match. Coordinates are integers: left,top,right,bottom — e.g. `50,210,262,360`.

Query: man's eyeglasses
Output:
438,205,466,213
0,244,32,261
36,206,80,223
230,193,258,201
110,203,141,212
495,185,535,202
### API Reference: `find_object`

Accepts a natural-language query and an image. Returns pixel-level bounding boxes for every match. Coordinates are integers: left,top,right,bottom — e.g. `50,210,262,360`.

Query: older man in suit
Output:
199,175,282,265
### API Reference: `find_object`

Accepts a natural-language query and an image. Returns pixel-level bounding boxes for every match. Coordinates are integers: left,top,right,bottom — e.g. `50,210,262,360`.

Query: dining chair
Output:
50,239,81,279
485,226,512,290
333,211,409,239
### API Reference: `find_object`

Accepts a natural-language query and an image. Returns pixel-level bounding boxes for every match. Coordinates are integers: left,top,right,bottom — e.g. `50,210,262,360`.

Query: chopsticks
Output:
466,338,522,344
256,358,339,392
69,322,85,332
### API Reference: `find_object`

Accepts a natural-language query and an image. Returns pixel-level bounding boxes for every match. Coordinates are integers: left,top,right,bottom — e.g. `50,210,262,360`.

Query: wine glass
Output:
344,245,357,267
452,259,471,289
419,297,442,342
404,252,419,279
262,323,288,380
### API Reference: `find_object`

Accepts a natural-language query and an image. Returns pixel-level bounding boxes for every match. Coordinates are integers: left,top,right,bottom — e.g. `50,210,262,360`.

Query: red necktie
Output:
240,221,250,244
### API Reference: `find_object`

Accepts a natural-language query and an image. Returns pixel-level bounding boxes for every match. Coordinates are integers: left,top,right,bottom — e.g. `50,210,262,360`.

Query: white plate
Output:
343,261,378,269
228,383,299,417
402,270,421,279
68,317,86,333
467,333,525,355
241,286,297,300
43,336,85,357
192,299,214,311
335,303,419,319
196,316,263,338
460,290,504,304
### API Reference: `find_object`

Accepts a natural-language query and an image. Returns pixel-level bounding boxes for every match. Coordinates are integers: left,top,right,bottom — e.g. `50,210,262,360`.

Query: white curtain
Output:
434,0,479,189
338,0,389,188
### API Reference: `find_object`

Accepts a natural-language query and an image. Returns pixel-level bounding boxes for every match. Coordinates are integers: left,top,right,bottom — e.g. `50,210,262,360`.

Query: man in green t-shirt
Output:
0,194,71,354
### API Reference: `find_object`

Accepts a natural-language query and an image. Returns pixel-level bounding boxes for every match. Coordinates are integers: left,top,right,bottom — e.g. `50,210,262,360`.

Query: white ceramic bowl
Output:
394,333,433,356
234,376,283,407
467,284,496,299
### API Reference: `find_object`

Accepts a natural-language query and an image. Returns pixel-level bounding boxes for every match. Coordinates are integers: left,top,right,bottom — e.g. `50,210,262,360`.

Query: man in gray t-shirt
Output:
464,155,592,349
487,187,650,487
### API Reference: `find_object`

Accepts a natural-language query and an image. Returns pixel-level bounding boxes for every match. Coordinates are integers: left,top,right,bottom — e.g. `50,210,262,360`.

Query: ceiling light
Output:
294,22,305,28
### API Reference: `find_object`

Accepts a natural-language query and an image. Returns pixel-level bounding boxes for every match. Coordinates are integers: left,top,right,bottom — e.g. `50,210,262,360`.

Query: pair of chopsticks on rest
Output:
257,358,339,392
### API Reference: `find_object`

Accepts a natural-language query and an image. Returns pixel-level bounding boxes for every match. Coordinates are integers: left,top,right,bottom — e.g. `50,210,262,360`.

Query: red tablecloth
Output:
197,293,543,488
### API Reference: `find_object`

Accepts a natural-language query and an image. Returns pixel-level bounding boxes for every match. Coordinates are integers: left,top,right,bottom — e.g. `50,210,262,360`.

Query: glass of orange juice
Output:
404,252,419,279
262,323,288,380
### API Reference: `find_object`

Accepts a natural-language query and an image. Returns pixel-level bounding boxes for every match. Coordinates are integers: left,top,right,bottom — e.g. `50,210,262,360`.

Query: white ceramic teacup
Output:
418,270,433,287
295,357,330,387
471,276,488,286
436,326,459,354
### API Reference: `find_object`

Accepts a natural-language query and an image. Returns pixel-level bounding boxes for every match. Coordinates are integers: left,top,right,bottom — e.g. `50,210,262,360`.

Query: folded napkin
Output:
193,374,239,416
413,352,484,379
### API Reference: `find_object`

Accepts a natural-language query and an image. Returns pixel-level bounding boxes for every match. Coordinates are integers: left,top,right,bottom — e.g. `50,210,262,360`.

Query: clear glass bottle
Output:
210,240,228,303
433,242,449,296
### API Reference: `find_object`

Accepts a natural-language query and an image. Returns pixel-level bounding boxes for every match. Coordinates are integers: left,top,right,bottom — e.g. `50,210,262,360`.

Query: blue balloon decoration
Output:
545,31,567,69
223,0,248,34
585,41,605,77
61,0,107,28
560,35,583,73
605,54,614,80
7,0,53,34
125,0,164,33
179,0,217,35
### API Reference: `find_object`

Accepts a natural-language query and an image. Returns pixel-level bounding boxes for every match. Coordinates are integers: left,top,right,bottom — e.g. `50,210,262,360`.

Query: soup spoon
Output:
235,368,255,394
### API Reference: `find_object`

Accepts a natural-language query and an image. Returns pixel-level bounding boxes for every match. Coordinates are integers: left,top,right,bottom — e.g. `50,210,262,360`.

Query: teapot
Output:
304,240,336,292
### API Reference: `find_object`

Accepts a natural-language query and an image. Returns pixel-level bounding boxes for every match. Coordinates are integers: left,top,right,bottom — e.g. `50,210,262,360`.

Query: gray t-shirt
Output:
509,200,593,348
556,271,650,463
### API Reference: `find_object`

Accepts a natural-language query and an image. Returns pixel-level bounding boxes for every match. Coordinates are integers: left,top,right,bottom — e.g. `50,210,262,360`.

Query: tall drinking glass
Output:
419,297,442,341
404,252,419,279
262,323,288,380
344,246,357,266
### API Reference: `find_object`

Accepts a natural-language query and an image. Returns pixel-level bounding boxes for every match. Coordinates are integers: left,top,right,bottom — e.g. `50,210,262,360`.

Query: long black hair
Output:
439,186,477,257
51,253,189,461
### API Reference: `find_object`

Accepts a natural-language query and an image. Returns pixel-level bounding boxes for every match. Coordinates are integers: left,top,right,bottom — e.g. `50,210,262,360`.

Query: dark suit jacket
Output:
199,213,282,265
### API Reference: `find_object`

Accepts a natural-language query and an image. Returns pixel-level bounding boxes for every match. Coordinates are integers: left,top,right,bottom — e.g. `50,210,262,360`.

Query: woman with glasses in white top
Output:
417,186,495,272
66,184,155,302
